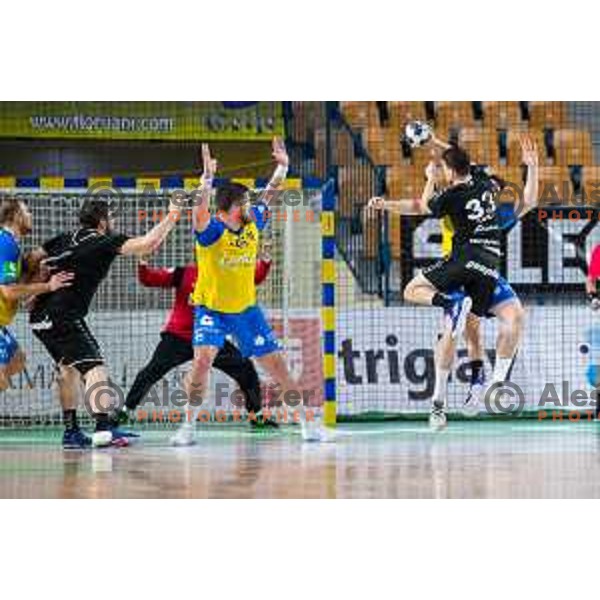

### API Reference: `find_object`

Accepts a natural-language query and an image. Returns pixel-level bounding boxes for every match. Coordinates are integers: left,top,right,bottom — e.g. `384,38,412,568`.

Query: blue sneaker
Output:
109,411,140,438
107,427,139,446
446,293,472,340
63,428,92,450
114,427,140,439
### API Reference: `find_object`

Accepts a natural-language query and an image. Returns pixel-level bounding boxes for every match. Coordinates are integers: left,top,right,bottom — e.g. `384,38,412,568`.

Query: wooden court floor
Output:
1,422,600,498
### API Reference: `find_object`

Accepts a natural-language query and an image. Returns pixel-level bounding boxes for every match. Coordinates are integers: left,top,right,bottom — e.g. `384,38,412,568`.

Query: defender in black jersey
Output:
29,197,181,449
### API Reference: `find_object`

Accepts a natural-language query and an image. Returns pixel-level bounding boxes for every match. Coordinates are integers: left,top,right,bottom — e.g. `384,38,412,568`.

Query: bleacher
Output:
286,101,600,304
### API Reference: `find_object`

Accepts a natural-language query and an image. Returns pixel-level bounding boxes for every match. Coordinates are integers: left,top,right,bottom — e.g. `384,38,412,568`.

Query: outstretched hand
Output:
272,137,289,168
48,271,75,292
520,134,539,167
201,143,218,179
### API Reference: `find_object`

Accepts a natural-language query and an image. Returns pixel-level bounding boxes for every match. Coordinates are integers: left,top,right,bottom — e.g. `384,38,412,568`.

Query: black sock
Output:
94,413,111,431
432,292,453,309
63,409,78,431
470,360,485,385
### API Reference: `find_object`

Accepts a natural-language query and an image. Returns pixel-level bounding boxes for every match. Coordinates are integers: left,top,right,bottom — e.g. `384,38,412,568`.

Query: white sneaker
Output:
429,401,447,432
92,430,113,448
301,420,337,442
170,423,196,447
462,383,483,417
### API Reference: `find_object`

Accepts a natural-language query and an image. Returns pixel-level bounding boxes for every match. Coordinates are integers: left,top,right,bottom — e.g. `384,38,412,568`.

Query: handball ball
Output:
405,121,432,147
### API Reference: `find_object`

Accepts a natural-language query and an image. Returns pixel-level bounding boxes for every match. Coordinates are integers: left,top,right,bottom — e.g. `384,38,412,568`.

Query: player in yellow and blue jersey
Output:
171,140,333,444
0,197,74,390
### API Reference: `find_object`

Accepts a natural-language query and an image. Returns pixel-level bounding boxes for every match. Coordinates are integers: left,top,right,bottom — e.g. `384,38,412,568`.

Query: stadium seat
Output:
332,129,356,166
314,128,327,178
581,166,600,204
363,128,404,165
482,101,522,130
435,101,475,133
338,165,375,218
537,166,573,204
340,101,379,129
528,101,567,130
388,101,427,130
458,128,500,166
506,129,546,166
553,129,594,166
389,212,402,259
386,166,424,199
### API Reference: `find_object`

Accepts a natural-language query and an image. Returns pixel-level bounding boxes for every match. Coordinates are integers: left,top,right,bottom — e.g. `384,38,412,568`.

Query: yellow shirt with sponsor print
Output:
191,204,269,314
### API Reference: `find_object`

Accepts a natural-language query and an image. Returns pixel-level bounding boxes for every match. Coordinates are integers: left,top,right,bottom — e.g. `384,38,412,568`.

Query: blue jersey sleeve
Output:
0,233,20,284
250,203,270,231
497,203,518,233
195,217,225,247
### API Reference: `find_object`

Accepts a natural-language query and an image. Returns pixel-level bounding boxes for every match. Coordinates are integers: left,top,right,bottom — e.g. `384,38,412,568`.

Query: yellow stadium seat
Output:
528,101,568,130
506,130,546,166
435,101,475,132
458,128,500,165
338,165,375,218
553,129,594,166
389,212,402,259
332,129,356,166
363,128,404,165
388,101,427,130
340,102,379,129
482,101,522,129
386,166,424,200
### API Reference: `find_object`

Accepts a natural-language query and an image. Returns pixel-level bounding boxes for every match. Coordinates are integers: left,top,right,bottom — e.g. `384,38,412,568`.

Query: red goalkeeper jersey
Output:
138,260,272,342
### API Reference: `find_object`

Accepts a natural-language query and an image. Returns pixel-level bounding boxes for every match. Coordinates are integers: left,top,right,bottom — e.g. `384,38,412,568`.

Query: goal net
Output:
0,183,324,429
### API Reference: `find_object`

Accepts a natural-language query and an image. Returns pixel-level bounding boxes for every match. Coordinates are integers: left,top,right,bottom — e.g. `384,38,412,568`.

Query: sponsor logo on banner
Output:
337,306,598,414
0,101,283,141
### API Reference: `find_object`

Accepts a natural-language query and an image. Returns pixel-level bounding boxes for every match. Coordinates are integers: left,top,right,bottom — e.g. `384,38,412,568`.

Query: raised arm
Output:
120,195,181,257
192,143,217,234
257,137,289,206
519,134,539,217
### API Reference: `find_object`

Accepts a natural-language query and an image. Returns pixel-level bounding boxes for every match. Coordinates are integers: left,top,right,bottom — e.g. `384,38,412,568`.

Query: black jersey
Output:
31,228,129,322
428,172,504,262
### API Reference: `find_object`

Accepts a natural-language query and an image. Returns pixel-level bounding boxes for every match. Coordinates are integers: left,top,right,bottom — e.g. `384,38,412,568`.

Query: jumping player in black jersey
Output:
28,196,181,449
403,144,505,429
369,134,539,427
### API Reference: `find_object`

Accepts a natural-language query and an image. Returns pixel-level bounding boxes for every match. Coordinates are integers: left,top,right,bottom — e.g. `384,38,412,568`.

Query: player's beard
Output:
19,218,33,236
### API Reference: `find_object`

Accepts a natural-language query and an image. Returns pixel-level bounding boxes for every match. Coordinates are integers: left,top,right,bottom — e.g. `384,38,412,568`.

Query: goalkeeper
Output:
119,249,273,427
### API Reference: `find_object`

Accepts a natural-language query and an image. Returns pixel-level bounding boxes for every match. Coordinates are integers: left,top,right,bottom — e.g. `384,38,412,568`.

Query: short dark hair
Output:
79,198,111,228
0,197,25,226
215,182,249,213
442,145,471,177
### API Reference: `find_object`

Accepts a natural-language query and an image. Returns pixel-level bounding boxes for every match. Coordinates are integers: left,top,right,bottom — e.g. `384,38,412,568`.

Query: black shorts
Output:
422,254,501,317
31,317,104,375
